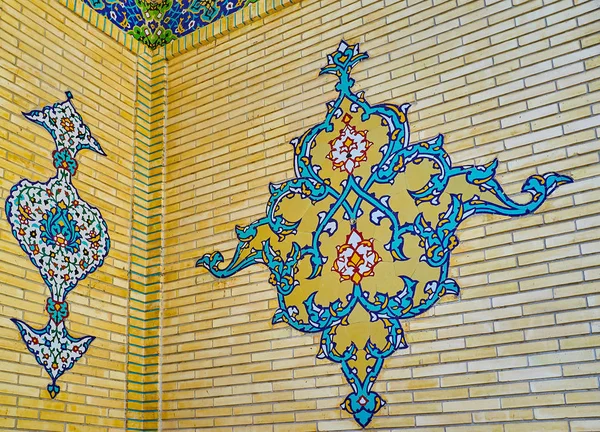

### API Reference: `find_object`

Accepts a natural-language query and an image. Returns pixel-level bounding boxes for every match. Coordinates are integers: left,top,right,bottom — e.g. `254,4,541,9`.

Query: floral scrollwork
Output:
197,41,572,427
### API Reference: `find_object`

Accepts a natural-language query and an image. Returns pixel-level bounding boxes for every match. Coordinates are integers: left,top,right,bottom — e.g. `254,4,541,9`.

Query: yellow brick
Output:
416,412,472,426
505,422,569,432
571,420,600,432
414,387,469,402
502,393,565,409
536,405,600,419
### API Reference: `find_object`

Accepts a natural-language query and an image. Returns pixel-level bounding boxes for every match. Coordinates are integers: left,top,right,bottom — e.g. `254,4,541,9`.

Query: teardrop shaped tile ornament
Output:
4,92,110,398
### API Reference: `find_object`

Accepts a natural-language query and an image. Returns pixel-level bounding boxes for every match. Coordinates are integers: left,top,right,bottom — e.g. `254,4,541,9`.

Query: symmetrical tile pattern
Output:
1,0,600,430
0,0,137,429
5,93,111,398
82,0,259,49
197,41,572,427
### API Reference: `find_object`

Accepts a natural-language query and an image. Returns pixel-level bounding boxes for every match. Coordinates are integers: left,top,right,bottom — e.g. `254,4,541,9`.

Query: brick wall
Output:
163,0,600,430
0,0,138,430
125,50,167,431
1,0,599,430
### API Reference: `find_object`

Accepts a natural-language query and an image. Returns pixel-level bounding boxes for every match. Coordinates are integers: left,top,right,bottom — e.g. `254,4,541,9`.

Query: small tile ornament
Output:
197,42,573,427
4,92,110,399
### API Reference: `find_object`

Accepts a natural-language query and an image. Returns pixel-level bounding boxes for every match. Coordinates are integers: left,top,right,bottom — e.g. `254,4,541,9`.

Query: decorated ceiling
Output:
83,0,258,49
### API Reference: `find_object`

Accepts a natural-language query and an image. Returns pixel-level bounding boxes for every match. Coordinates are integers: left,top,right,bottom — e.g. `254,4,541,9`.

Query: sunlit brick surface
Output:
163,0,600,430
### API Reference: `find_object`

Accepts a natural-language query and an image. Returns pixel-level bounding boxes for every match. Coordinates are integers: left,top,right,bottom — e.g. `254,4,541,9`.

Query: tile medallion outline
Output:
82,0,259,49
4,92,110,399
197,41,573,427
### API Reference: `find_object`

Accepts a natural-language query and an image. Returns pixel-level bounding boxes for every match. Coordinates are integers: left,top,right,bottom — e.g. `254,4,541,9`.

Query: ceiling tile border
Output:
163,0,301,59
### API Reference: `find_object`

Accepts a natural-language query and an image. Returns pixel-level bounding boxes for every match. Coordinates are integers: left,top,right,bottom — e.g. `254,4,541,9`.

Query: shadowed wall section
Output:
0,0,138,429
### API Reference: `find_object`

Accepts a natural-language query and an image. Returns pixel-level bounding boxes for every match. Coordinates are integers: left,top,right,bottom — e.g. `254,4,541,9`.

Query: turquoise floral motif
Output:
5,92,110,398
46,298,69,323
52,149,78,175
197,41,573,427
40,205,82,255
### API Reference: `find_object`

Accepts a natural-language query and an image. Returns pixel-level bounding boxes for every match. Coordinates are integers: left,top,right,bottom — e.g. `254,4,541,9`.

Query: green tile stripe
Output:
126,51,166,431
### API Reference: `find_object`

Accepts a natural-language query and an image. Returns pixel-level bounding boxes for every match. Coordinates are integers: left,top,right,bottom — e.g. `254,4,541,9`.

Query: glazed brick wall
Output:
1,0,599,431
163,0,600,431
0,0,138,430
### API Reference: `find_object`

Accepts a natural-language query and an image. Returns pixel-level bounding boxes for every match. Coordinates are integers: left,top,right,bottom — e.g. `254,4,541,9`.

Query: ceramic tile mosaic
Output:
197,41,573,428
4,92,110,399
